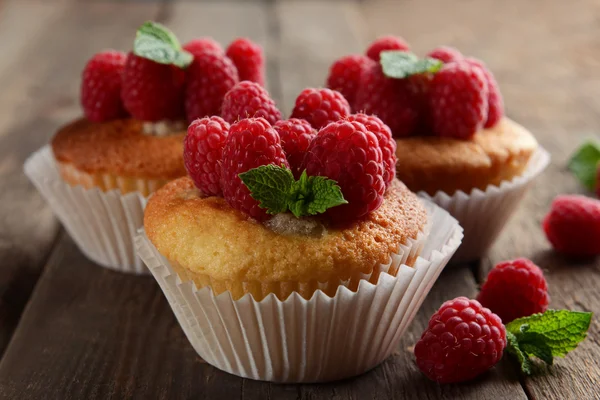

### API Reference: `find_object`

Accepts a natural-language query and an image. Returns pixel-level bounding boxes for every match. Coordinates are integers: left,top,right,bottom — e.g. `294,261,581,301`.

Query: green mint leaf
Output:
506,310,592,358
520,338,554,365
239,164,294,215
568,141,600,190
133,21,193,68
288,171,348,218
380,51,443,79
506,331,533,375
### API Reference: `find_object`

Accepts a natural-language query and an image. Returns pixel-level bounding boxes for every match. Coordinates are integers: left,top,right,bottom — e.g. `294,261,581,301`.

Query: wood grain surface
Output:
0,0,598,399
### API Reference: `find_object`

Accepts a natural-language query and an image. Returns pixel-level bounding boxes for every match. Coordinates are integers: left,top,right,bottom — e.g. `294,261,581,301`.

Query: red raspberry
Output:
326,55,375,108
183,38,224,56
414,297,506,384
226,38,265,86
220,118,289,220
291,88,351,130
346,114,396,187
121,53,186,121
354,63,420,137
365,35,410,61
183,116,230,196
273,119,316,178
543,195,600,256
427,46,463,63
465,58,504,128
184,50,239,122
477,258,549,323
429,62,488,139
221,81,282,126
80,50,127,122
304,120,385,223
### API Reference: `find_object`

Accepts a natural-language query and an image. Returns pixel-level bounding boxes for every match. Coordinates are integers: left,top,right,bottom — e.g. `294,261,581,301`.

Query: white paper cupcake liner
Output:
24,146,149,274
419,147,550,263
135,200,462,383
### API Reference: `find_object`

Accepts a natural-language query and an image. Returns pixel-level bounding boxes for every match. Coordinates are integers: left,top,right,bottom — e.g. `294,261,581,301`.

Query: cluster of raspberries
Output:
183,83,397,223
326,36,505,140
80,37,264,123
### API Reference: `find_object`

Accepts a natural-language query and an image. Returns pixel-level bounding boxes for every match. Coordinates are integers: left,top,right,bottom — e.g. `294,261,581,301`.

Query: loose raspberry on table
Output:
414,297,506,384
354,62,420,137
428,62,488,139
121,53,186,121
221,81,282,126
290,88,351,130
346,114,396,187
465,58,504,128
303,119,385,223
477,258,549,323
326,55,375,108
226,38,265,86
185,50,239,122
81,50,128,122
366,35,410,61
183,38,224,56
273,119,316,178
543,195,600,256
184,116,230,196
427,46,463,63
220,118,289,220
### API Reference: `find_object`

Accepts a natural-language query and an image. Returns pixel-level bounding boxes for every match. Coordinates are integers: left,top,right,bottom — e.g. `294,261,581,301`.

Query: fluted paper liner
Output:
24,146,148,274
419,147,550,263
135,200,462,382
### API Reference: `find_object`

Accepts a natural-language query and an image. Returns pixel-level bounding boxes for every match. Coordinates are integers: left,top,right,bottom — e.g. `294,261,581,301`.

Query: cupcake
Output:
24,21,245,273
137,110,462,381
328,37,549,262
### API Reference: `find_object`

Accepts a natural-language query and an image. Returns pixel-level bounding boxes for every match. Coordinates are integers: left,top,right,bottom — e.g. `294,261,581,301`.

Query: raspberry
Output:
477,258,549,323
414,297,506,384
304,120,385,223
365,35,410,61
220,118,289,220
80,50,127,122
543,195,600,256
427,46,463,63
183,116,230,196
429,62,488,139
121,53,186,121
465,58,504,128
221,81,282,126
326,55,375,108
273,119,316,178
346,114,396,187
184,50,239,122
226,38,265,86
354,63,420,137
183,38,224,56
290,88,351,130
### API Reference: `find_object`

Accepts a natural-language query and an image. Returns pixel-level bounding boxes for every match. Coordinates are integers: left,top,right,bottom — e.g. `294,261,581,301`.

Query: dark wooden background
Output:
0,0,599,398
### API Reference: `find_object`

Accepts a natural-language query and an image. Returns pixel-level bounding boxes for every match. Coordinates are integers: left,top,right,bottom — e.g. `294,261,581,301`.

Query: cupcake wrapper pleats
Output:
24,146,149,274
135,200,463,382
420,147,550,263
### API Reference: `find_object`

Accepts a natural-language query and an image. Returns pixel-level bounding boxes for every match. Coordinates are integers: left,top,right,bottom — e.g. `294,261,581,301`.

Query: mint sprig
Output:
238,165,347,218
568,141,600,191
380,51,443,79
133,21,193,68
506,310,592,374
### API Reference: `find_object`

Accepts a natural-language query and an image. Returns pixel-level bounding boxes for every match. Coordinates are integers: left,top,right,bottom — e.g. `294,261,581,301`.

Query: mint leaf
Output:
568,141,600,190
239,166,347,218
288,171,347,218
380,51,443,79
506,310,592,374
133,21,193,68
239,164,294,214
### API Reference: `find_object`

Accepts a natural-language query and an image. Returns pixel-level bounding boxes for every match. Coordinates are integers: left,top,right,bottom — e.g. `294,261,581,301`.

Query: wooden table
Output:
1,0,598,398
